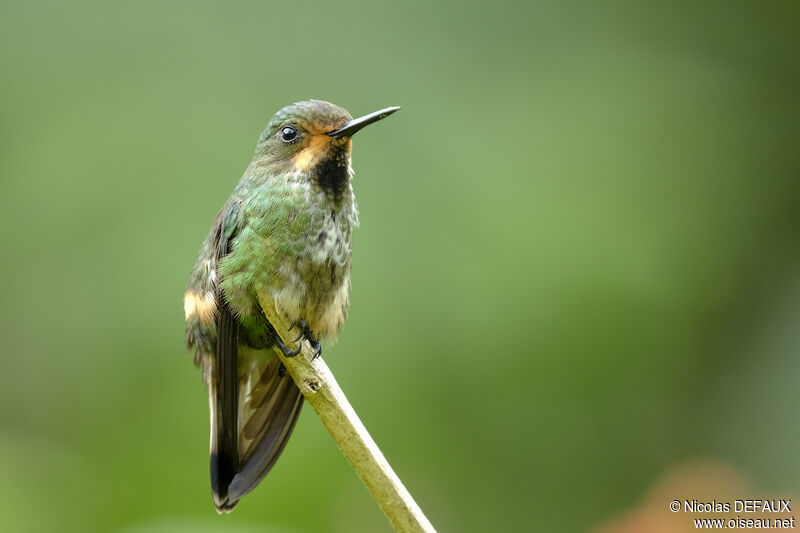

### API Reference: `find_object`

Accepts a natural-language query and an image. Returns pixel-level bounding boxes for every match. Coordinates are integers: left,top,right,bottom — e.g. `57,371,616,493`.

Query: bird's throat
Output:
311,147,352,203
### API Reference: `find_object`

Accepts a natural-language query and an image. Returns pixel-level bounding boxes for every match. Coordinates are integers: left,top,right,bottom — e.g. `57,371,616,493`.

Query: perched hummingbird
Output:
184,100,399,512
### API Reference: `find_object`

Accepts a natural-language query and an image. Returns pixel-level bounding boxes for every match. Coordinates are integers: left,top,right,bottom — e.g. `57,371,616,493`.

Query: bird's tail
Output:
208,322,304,512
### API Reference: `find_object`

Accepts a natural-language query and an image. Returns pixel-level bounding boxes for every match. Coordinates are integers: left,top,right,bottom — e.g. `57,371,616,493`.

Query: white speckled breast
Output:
268,181,359,340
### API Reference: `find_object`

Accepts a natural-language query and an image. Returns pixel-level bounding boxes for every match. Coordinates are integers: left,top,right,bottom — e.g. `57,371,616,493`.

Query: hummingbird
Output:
184,100,399,512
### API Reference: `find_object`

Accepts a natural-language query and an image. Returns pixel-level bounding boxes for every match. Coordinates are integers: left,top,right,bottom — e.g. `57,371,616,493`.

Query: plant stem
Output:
259,297,437,533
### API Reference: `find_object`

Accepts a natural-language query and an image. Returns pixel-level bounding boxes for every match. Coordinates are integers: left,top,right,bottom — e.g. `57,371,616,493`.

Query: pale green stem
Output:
259,296,437,533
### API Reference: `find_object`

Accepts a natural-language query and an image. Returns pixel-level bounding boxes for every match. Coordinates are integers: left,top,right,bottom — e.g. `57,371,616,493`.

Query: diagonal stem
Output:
259,296,437,533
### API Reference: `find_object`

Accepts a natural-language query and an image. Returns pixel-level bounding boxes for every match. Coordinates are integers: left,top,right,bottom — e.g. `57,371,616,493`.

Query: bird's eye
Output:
280,126,299,143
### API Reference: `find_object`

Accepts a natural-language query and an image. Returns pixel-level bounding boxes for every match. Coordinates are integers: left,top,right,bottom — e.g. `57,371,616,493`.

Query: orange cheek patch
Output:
292,134,331,171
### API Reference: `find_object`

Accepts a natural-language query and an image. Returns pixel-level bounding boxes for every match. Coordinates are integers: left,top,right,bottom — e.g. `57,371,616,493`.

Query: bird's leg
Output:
290,319,305,343
273,334,301,357
311,340,322,359
299,320,323,360
288,319,323,359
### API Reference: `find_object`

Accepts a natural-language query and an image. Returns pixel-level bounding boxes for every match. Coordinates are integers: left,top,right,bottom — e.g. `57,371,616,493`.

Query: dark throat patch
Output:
312,147,350,202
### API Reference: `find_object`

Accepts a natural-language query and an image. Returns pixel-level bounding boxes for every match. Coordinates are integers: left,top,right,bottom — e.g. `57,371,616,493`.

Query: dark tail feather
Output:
227,372,304,501
210,301,240,513
209,332,304,511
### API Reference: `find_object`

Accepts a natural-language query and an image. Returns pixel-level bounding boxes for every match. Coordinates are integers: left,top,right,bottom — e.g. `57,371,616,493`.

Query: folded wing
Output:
200,201,304,513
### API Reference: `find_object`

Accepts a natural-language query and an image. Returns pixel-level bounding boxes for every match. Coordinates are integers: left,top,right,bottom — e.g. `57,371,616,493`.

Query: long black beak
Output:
327,106,401,139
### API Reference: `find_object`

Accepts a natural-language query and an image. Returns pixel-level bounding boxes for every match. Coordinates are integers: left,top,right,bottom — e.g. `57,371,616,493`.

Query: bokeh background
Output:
1,1,799,532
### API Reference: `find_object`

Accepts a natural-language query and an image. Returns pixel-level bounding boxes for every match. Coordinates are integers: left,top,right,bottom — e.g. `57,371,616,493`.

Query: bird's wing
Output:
207,201,243,512
201,201,304,513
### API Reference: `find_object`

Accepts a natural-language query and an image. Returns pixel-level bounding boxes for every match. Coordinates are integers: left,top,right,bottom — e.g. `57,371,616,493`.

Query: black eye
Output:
280,125,299,143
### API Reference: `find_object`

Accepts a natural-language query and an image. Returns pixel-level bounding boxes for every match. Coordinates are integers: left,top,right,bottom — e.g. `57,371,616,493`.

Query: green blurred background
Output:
1,1,799,532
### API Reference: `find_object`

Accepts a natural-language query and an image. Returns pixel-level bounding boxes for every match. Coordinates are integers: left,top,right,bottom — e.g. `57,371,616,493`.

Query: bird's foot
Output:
274,334,301,358
289,319,306,343
287,319,323,359
311,339,322,360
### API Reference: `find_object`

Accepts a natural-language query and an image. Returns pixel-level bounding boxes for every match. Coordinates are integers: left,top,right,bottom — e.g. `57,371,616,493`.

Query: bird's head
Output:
253,100,399,187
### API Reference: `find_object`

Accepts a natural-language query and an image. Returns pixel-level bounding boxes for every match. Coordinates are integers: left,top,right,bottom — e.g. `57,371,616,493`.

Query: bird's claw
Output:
274,335,302,358
286,319,323,359
289,319,307,342
312,341,322,360
282,343,302,358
